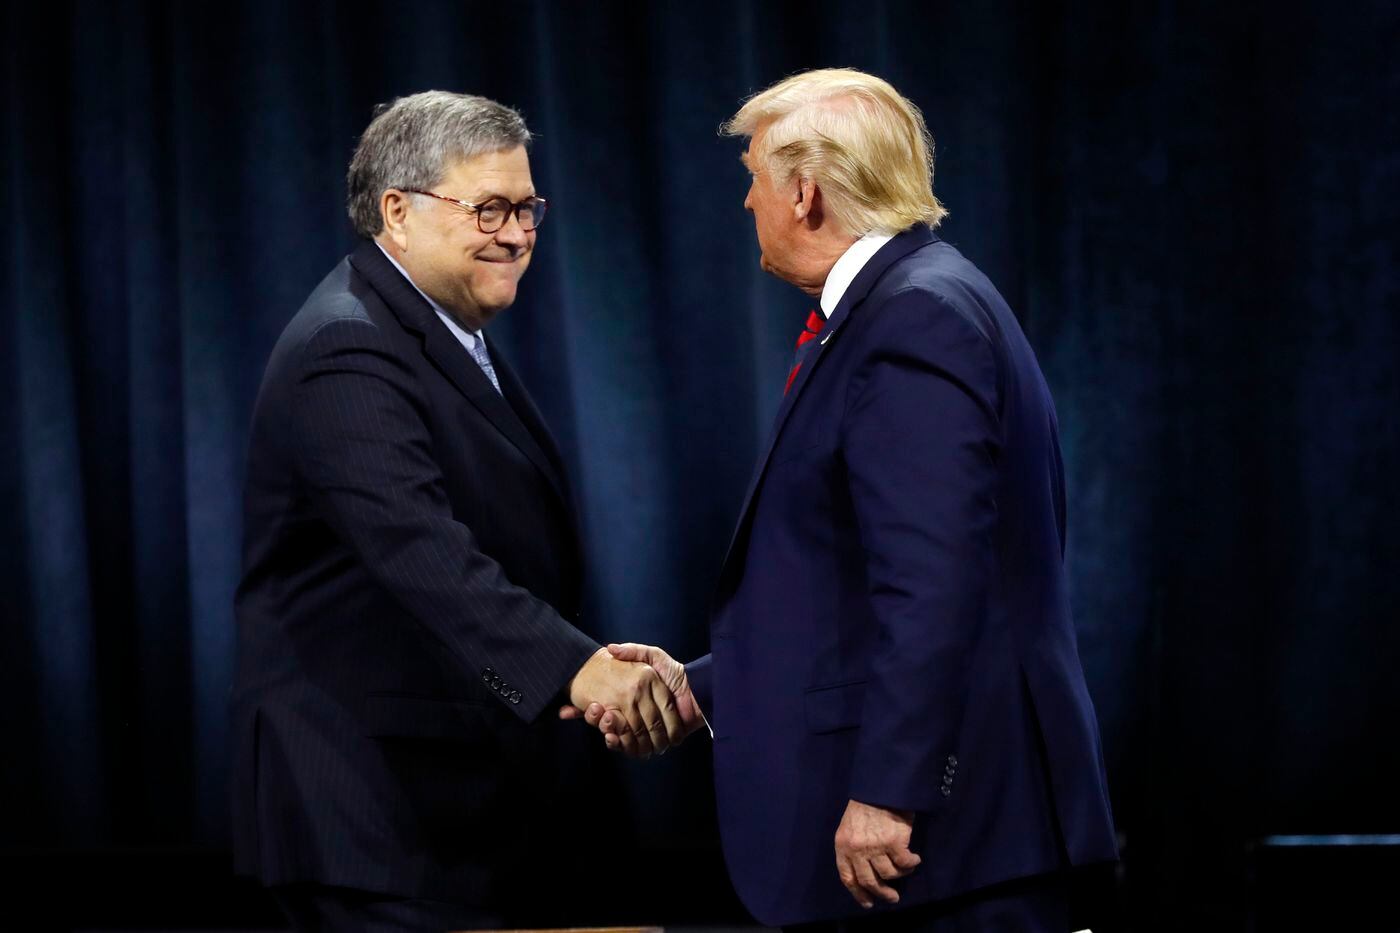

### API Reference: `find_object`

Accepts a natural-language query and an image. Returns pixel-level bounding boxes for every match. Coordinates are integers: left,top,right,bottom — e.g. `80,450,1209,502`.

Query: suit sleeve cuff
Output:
848,743,960,815
489,622,600,724
684,653,714,724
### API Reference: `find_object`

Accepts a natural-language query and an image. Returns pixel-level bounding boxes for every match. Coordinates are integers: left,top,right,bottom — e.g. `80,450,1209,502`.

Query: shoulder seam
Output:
305,309,377,342
879,285,996,348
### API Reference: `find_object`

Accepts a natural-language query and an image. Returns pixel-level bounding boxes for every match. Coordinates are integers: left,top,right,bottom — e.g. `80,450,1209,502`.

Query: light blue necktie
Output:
468,337,501,395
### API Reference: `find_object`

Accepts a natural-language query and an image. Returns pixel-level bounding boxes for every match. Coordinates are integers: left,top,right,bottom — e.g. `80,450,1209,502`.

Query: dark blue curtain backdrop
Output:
3,0,1397,926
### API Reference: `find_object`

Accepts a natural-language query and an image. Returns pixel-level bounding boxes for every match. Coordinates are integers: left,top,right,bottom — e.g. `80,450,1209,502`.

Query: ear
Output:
793,176,822,225
380,189,412,250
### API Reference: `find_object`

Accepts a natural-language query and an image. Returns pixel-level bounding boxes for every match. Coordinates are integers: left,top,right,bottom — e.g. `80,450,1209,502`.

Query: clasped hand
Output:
834,799,921,907
561,643,705,759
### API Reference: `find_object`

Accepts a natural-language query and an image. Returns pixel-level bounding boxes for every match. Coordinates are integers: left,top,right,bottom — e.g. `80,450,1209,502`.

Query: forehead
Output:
740,140,761,172
441,145,534,195
741,124,771,170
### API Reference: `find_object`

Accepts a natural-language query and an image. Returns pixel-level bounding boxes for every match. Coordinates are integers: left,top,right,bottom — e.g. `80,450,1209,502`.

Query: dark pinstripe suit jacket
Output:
231,241,601,904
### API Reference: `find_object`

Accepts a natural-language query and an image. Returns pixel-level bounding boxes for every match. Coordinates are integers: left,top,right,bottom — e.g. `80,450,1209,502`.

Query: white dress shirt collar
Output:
375,241,481,350
819,231,895,318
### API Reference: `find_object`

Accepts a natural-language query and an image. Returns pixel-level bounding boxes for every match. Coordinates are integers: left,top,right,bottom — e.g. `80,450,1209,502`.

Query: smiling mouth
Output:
477,254,521,264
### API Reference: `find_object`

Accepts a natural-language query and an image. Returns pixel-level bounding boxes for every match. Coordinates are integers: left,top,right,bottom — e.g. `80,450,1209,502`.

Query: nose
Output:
743,183,754,212
494,211,529,249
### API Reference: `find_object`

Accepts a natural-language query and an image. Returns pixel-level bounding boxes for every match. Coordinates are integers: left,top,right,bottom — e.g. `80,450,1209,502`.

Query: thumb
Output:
558,704,585,720
584,702,607,728
607,642,653,663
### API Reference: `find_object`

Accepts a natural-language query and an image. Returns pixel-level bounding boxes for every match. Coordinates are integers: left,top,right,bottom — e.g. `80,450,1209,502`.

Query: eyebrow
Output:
466,190,537,203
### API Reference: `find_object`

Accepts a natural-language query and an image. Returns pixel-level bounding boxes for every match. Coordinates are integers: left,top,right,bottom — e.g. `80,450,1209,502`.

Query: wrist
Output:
568,646,610,706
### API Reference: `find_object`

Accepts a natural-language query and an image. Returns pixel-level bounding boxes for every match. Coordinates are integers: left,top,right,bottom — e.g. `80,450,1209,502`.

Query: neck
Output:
793,229,858,298
374,233,403,260
374,236,486,332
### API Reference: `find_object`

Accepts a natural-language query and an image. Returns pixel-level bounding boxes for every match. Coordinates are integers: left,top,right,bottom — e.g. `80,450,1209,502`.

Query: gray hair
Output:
346,90,533,238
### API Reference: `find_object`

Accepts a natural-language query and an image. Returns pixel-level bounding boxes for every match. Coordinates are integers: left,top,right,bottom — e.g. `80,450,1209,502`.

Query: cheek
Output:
471,256,529,299
753,209,776,249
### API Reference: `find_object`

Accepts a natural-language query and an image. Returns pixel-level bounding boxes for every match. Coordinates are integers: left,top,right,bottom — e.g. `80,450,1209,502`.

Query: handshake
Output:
560,643,704,758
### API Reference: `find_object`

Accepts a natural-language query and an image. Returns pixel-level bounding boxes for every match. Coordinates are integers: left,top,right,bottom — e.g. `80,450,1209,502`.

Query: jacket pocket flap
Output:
363,693,493,741
804,680,867,734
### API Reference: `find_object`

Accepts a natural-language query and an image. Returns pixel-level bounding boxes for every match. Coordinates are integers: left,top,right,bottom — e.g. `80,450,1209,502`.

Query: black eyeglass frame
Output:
400,187,549,233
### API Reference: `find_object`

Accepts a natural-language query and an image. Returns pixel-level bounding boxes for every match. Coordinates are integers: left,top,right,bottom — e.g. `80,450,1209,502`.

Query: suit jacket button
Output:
941,786,952,797
482,668,496,683
947,755,957,767
509,691,521,704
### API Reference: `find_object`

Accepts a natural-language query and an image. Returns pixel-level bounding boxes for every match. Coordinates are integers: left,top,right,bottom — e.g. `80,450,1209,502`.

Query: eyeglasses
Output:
401,188,548,233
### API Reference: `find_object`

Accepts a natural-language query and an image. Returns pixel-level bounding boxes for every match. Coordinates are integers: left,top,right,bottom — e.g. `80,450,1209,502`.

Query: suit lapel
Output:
718,227,938,575
488,340,573,506
349,241,568,506
491,343,587,593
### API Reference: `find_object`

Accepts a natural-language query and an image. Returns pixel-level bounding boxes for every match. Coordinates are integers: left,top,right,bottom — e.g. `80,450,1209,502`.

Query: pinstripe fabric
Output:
291,315,594,710
230,241,602,904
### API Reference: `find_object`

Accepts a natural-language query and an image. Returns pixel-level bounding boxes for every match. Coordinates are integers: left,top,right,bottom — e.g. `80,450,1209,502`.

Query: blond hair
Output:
723,68,947,235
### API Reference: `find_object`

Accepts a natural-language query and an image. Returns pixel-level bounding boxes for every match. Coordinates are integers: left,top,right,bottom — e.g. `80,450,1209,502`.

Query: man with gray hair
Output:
586,69,1118,931
231,90,683,931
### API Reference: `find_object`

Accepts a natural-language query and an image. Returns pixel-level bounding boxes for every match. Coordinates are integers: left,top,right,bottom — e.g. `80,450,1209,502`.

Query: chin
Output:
477,292,517,319
759,252,789,279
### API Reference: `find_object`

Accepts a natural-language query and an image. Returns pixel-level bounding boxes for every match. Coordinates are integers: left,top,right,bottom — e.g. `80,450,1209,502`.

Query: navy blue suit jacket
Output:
686,227,1118,925
230,242,601,904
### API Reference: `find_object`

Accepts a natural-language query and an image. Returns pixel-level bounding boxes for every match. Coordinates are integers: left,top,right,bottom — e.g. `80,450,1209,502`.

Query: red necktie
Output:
784,310,825,395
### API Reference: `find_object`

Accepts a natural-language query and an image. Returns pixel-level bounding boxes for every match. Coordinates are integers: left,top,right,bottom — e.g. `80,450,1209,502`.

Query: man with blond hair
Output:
579,69,1118,930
